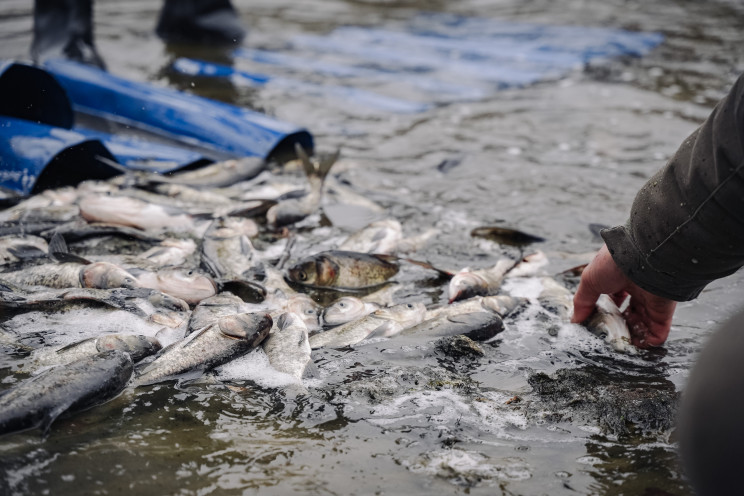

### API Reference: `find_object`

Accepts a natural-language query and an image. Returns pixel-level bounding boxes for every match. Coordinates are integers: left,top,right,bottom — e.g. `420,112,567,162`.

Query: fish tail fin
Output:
295,143,339,184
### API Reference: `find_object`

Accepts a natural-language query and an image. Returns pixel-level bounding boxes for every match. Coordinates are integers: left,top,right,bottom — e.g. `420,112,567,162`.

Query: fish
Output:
1,261,139,290
321,296,381,327
308,302,425,349
505,251,549,278
583,295,634,353
41,219,165,243
129,267,217,306
537,277,574,320
200,217,262,286
30,334,161,370
145,157,266,189
339,219,403,254
78,194,207,235
0,235,48,266
137,238,197,268
282,293,322,332
470,226,545,246
262,312,312,381
448,259,517,303
537,278,634,353
400,311,505,342
286,250,399,290
186,292,261,336
425,294,523,320
0,350,133,437
133,312,273,386
266,145,338,227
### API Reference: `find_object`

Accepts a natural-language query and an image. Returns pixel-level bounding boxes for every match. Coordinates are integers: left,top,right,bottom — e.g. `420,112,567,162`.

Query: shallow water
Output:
2,0,744,494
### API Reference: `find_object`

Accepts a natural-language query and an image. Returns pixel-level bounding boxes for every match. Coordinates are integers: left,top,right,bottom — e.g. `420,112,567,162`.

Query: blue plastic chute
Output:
0,116,120,198
42,59,313,160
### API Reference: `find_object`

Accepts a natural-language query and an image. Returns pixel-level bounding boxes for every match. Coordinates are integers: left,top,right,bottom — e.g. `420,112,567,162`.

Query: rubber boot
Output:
156,0,246,46
31,0,105,70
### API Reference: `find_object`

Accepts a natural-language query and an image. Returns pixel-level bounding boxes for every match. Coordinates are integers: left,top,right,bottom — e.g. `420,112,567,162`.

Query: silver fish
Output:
186,292,261,336
309,302,425,349
201,217,261,283
137,238,197,268
537,278,634,353
537,277,574,320
400,311,504,342
0,350,133,436
78,194,205,234
263,312,312,381
339,219,403,254
30,334,161,370
131,267,217,305
133,312,273,386
448,259,517,303
322,296,380,327
584,295,634,353
425,294,522,320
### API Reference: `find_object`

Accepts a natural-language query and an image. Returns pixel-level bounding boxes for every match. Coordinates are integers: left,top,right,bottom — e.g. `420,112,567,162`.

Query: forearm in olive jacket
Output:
602,73,744,301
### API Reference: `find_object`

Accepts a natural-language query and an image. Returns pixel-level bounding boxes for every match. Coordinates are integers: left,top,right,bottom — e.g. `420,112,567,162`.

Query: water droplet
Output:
691,258,698,264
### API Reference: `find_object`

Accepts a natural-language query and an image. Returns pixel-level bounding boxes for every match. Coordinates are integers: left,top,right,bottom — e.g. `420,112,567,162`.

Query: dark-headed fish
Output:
287,250,399,290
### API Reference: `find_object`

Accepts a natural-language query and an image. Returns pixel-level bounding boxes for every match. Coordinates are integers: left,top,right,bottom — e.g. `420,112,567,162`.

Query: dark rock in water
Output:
527,366,679,437
435,335,484,359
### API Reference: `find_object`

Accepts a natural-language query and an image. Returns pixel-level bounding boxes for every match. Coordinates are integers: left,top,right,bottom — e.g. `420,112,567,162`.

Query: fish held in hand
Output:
583,295,634,353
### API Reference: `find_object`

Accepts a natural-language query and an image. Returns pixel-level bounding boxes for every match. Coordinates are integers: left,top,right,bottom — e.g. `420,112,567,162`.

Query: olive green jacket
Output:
602,73,744,301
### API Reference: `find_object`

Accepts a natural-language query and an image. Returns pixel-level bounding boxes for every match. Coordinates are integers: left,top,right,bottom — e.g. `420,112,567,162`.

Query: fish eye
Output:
406,303,414,309
187,270,194,276
298,271,307,281
339,302,346,307
305,309,317,316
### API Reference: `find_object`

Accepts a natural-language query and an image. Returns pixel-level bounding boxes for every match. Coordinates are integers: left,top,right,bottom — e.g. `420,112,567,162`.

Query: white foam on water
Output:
5,307,166,348
501,276,547,299
404,448,532,484
214,348,302,388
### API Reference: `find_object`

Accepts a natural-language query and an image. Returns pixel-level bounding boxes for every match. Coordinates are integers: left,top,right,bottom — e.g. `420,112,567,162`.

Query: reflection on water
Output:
1,0,744,494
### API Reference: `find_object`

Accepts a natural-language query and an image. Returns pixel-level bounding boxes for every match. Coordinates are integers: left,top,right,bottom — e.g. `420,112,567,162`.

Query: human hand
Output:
571,244,677,347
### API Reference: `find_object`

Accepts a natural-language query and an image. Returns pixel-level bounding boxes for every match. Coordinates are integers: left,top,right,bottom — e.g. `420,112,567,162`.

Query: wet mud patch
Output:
526,365,679,438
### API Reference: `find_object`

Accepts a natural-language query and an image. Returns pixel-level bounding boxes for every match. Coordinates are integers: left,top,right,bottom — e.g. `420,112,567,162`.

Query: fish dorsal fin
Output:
55,252,93,265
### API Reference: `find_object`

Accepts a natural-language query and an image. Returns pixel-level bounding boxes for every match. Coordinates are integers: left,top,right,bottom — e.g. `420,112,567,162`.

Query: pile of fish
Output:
0,147,631,437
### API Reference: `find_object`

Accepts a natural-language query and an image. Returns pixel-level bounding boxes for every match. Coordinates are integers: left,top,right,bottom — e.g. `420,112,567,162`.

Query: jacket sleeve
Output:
601,72,744,301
